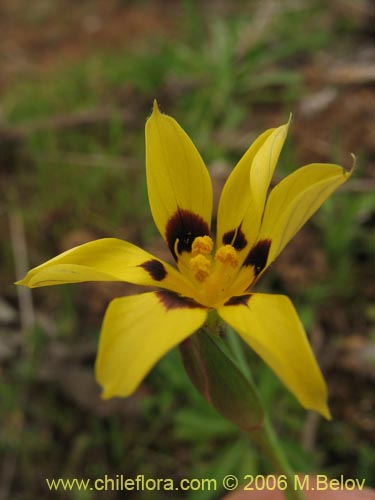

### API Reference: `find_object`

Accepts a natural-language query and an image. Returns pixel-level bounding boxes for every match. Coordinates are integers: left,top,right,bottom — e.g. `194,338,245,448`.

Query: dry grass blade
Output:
9,211,35,334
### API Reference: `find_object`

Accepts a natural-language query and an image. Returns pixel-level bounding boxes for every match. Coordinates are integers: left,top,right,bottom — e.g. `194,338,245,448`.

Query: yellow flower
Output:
17,101,352,419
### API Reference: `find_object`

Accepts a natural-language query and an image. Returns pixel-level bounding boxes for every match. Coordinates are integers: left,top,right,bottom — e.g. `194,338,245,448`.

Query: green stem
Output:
251,416,305,500
226,326,305,500
182,321,306,500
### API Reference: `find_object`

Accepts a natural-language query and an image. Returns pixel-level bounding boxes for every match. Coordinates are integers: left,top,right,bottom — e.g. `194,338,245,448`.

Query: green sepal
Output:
179,323,264,432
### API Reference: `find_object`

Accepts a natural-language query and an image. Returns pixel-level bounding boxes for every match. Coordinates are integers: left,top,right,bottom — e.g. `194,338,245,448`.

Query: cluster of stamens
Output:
189,236,238,282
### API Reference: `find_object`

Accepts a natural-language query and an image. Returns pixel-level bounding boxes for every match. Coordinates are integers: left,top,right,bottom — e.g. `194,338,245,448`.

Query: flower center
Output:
187,236,240,307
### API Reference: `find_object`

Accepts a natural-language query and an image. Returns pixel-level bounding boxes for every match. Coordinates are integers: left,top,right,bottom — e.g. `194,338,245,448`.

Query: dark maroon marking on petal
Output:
243,239,271,276
156,290,205,310
139,259,167,281
165,208,210,260
224,294,252,307
222,225,247,251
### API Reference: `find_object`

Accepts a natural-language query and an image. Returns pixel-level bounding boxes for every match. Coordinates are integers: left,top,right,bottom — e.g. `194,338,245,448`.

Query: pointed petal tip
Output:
14,278,27,287
332,154,355,177
321,404,332,421
338,153,355,178
147,99,161,126
152,99,160,114
272,116,291,142
100,387,114,400
348,153,356,174
307,400,331,420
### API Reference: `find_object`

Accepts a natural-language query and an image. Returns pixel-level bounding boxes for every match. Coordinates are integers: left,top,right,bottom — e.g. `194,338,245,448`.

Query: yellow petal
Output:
95,291,207,397
146,101,213,259
218,293,330,418
216,127,274,250
16,238,193,296
249,120,289,217
216,121,289,263
259,162,352,265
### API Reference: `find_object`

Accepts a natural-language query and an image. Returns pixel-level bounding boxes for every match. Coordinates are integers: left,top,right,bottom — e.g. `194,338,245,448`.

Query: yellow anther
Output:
215,245,238,268
190,254,211,281
191,235,214,256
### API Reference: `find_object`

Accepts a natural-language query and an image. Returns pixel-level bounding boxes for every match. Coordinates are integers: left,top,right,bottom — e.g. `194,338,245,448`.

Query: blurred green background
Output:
1,0,374,499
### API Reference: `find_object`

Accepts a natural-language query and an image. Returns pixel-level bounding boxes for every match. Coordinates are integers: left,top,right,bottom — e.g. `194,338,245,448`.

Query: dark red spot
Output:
165,208,210,260
222,225,247,250
156,290,205,310
224,294,252,306
139,260,167,281
243,239,271,276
